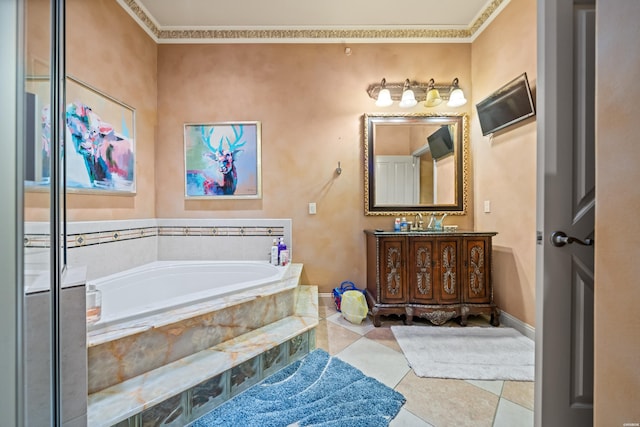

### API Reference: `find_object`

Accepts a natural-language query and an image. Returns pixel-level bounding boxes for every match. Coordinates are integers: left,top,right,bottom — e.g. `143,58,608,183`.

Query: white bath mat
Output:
391,326,534,381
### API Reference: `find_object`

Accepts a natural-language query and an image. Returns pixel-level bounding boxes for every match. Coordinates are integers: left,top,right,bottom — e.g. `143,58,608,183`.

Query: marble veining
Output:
88,264,302,346
87,264,304,394
87,285,317,427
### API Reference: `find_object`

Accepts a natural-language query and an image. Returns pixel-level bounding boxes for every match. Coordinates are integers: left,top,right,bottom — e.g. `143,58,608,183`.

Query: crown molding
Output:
117,0,509,44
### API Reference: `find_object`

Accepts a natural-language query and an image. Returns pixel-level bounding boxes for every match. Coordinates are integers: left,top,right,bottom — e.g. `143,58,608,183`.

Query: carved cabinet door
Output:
378,237,406,303
408,238,435,303
434,238,460,303
463,237,491,303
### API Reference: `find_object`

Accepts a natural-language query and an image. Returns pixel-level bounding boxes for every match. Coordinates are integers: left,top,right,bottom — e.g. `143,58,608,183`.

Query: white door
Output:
536,0,595,425
374,155,417,205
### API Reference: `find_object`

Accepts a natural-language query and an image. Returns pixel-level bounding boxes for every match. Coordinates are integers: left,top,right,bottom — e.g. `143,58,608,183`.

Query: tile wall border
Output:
24,219,291,249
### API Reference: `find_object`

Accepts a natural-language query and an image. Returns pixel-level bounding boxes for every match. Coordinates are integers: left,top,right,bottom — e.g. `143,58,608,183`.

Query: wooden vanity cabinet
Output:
377,236,407,304
463,237,492,304
407,237,460,305
365,230,500,327
407,237,435,304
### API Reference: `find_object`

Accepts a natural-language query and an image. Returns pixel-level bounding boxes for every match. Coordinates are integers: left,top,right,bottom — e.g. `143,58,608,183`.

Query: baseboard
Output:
319,293,535,340
499,311,535,340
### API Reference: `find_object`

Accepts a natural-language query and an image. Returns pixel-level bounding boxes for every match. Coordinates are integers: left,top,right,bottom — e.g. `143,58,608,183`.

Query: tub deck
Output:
88,262,293,346
87,263,317,427
88,263,302,393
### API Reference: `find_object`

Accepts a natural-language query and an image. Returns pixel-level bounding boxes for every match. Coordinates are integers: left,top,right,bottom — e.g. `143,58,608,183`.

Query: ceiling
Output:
118,0,511,43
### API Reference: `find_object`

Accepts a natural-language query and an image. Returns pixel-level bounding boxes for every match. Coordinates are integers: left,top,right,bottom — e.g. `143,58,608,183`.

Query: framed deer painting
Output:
184,121,262,199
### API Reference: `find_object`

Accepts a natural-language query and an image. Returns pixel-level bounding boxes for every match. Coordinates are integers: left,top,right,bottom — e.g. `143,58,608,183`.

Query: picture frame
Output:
184,122,262,199
24,75,136,194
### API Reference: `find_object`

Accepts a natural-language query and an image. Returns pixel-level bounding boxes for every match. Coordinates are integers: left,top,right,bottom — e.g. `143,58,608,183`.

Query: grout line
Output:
319,296,534,427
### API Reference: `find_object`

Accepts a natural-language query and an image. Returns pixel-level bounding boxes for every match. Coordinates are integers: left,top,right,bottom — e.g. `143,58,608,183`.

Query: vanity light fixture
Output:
366,77,466,108
399,79,418,108
424,78,443,107
446,78,467,107
375,78,393,107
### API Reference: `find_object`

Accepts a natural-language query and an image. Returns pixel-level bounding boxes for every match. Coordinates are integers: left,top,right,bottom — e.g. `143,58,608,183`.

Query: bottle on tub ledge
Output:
86,284,102,324
278,237,289,266
270,238,279,265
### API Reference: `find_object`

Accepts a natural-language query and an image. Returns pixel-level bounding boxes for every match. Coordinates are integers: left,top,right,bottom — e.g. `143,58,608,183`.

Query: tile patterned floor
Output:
316,296,534,427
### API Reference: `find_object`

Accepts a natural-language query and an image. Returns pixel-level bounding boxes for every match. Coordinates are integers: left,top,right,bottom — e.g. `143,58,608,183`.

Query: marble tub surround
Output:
22,217,299,425
26,285,88,426
88,263,303,394
87,285,318,427
88,263,302,345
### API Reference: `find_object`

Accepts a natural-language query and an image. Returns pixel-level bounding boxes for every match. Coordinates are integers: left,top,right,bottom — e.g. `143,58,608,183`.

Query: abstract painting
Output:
25,76,136,194
184,122,262,199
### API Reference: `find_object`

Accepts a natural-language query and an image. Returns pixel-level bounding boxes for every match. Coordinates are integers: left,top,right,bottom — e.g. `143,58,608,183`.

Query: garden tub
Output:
87,260,289,330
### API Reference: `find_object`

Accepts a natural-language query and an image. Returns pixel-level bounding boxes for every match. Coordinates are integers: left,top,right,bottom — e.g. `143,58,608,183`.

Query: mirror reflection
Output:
364,113,468,215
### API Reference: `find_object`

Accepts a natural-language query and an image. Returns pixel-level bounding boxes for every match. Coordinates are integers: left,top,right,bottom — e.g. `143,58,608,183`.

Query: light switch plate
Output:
484,200,491,213
308,202,317,214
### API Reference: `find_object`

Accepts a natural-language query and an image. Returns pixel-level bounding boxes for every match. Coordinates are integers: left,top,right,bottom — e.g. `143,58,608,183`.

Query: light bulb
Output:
399,89,417,108
424,88,443,107
375,88,393,107
447,88,467,107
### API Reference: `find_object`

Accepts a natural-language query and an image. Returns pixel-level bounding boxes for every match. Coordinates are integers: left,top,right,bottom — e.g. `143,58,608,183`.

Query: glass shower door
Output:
24,0,56,424
23,0,71,425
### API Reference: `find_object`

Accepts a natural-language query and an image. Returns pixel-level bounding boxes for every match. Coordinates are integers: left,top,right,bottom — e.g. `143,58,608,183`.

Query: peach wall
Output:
471,0,537,326
23,0,53,221
26,0,50,76
156,43,473,292
375,126,412,155
594,0,640,422
24,0,158,221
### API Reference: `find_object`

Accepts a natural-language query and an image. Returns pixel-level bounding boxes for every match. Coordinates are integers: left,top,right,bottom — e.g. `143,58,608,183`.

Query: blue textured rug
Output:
191,349,405,427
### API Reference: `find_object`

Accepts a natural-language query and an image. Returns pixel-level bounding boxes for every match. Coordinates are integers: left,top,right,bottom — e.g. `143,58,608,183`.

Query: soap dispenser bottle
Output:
86,284,102,324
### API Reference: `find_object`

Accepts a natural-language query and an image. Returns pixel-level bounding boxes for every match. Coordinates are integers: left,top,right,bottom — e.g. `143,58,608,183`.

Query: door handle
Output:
550,231,594,247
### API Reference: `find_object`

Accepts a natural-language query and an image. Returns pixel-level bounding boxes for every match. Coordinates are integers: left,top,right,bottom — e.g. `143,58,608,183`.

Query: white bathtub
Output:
88,260,289,329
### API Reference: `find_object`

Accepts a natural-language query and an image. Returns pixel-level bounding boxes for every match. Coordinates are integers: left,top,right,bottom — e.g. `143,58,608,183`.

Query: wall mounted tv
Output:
476,72,536,136
427,125,454,160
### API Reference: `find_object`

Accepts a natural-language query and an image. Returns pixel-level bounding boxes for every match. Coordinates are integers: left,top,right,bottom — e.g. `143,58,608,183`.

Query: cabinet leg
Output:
459,316,468,326
404,306,414,325
373,315,381,327
490,310,501,326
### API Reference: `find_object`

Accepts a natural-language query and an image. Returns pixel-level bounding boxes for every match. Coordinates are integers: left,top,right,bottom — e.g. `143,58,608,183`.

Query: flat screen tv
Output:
476,72,536,136
427,125,454,160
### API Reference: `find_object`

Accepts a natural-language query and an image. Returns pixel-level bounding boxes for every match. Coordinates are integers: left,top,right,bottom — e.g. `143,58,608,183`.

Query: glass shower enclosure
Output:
2,0,78,425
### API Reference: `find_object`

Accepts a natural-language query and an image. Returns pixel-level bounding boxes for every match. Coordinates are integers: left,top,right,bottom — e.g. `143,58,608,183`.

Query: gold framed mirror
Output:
364,112,469,216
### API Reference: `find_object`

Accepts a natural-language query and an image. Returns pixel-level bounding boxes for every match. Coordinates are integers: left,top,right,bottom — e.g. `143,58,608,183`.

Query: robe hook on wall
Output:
336,161,342,175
